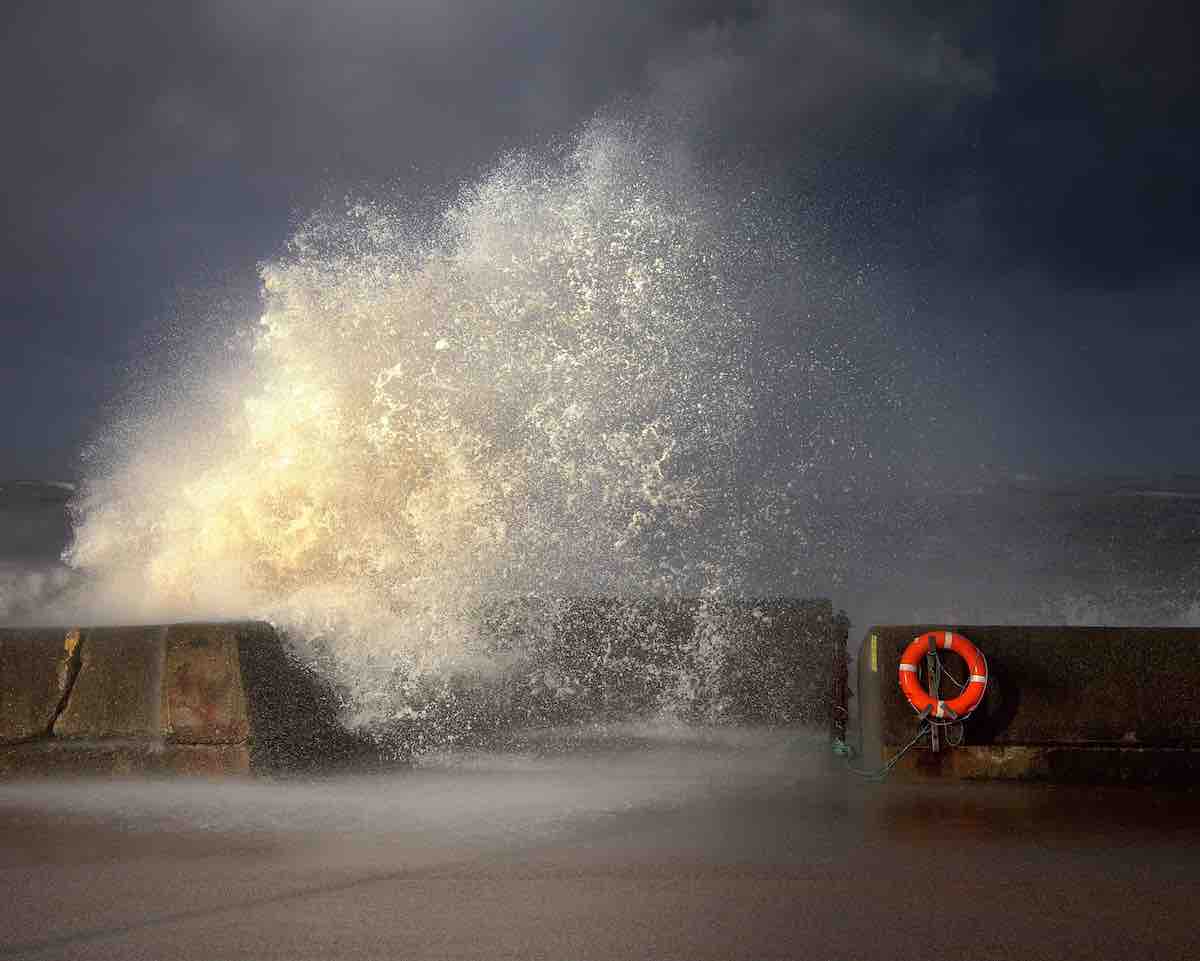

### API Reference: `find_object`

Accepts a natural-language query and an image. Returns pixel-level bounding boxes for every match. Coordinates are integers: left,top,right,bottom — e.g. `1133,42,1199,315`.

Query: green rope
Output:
839,721,931,782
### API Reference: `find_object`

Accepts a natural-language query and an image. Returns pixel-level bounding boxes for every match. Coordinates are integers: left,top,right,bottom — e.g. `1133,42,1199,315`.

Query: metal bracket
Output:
926,646,941,753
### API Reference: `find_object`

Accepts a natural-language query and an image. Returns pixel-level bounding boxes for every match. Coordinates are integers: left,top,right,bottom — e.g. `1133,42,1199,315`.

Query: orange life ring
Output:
898,630,988,720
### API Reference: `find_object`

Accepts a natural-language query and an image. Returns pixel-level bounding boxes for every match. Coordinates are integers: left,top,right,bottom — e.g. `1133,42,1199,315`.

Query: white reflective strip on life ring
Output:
944,632,953,649
969,674,987,683
899,663,918,673
935,700,947,717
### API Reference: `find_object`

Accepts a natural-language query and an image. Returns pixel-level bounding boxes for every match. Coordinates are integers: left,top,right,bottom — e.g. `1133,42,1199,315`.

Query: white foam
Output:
57,119,757,728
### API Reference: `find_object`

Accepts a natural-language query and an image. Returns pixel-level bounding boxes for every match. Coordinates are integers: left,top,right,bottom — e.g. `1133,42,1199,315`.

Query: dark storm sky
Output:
2,0,1197,480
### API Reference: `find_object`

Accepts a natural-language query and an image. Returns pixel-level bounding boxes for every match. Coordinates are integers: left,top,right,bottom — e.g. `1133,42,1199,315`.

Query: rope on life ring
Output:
898,630,988,721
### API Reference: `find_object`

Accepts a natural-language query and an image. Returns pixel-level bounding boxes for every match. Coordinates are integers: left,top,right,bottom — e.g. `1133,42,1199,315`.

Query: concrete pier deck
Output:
2,734,1197,960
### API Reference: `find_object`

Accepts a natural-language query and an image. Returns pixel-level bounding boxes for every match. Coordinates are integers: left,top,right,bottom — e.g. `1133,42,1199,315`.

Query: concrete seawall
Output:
8,615,1197,783
0,622,374,777
854,625,1200,783
1,599,851,777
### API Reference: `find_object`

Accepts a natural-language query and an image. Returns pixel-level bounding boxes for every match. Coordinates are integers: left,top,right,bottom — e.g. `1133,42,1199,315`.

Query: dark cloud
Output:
1,1,1197,477
647,2,993,148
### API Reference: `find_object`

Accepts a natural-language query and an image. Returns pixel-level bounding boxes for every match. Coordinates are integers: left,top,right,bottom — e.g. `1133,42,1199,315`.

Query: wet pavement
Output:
1,730,1197,960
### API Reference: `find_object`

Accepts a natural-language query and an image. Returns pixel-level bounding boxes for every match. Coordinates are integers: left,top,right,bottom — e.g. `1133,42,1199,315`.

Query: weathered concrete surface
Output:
885,743,1200,783
6,624,256,747
1,622,379,777
53,626,166,738
0,740,250,777
2,600,850,777
162,623,250,744
465,596,850,739
856,625,1200,782
0,628,79,742
234,620,380,773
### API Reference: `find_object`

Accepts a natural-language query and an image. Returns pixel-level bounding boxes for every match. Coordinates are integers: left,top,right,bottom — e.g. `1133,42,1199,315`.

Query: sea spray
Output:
62,119,769,734
18,119,1192,727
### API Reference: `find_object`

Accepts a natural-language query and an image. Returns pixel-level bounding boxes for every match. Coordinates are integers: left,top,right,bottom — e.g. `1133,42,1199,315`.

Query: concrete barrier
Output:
853,625,1200,783
0,622,374,777
472,596,849,733
1,599,850,777
0,627,79,743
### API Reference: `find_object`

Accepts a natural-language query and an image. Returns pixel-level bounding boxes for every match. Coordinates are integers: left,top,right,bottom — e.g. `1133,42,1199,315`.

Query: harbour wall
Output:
854,625,1200,783
0,622,373,777
0,599,850,777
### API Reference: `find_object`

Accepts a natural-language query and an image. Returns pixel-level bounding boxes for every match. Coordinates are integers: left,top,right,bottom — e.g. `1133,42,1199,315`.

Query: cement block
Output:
0,629,80,743
163,743,252,776
162,624,250,744
3,600,852,778
53,627,166,738
0,740,251,778
233,621,382,773
885,744,1200,784
0,621,389,777
471,596,849,735
855,625,1200,783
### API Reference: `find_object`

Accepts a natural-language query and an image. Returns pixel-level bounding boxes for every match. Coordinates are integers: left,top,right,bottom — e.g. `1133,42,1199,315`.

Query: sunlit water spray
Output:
14,118,1194,741
56,119,780,733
